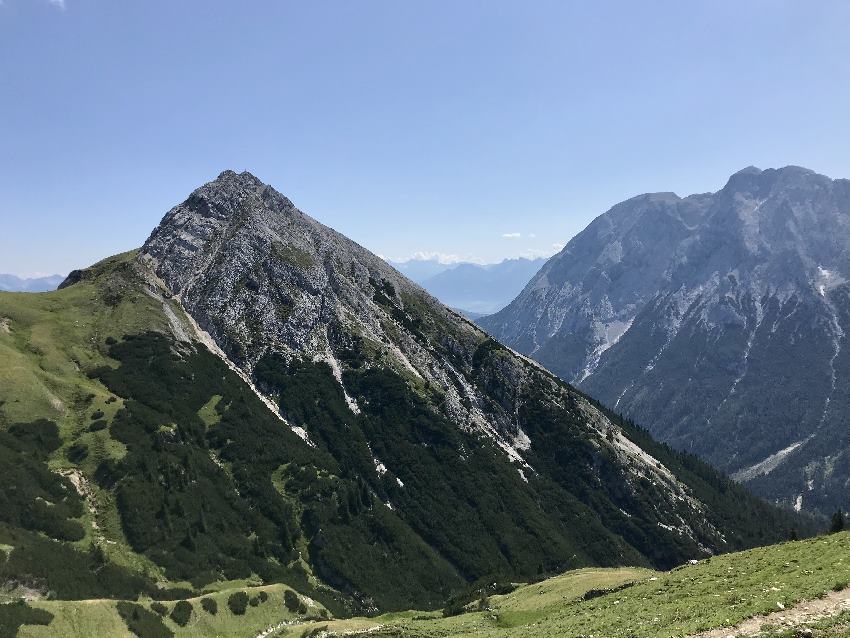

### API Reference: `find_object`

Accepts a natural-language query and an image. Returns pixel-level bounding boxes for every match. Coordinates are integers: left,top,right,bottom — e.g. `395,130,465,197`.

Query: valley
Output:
389,257,546,316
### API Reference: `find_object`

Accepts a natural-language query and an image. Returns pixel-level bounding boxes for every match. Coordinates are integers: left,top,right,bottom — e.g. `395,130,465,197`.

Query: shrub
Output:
0,526,152,600
283,589,300,613
116,601,174,638
227,591,249,615
149,602,167,616
442,601,465,617
66,442,89,463
7,419,61,454
169,600,192,626
88,419,108,432
0,601,54,636
249,596,260,607
258,590,269,603
91,410,105,420
200,597,218,615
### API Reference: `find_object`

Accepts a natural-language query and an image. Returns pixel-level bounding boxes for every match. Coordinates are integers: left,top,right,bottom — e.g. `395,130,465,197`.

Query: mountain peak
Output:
191,169,276,206
133,171,801,586
213,168,265,186
723,164,824,192
142,171,299,262
732,165,763,176
722,165,765,192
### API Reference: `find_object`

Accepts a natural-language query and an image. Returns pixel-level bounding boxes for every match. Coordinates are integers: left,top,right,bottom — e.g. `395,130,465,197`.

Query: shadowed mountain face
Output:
480,166,850,515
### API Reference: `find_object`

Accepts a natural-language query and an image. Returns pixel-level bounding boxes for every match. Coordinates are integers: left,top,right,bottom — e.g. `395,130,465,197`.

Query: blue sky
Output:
2,1,849,276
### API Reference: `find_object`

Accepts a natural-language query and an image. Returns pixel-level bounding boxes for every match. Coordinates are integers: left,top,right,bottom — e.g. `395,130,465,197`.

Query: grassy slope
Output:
761,612,850,638
17,533,849,637
18,583,327,638
486,566,654,628
0,250,166,426
0,251,175,577
0,257,462,612
331,532,850,638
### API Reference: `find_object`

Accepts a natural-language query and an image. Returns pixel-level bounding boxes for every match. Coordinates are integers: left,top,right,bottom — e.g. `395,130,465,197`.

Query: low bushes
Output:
0,600,53,637
227,591,249,616
168,600,192,626
200,597,217,615
284,589,307,614
116,602,173,638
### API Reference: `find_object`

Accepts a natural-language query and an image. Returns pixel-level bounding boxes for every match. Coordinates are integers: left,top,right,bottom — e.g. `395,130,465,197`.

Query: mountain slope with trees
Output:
0,171,809,618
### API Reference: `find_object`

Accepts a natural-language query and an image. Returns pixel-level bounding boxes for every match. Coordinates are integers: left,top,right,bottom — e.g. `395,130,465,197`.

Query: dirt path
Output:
691,587,850,637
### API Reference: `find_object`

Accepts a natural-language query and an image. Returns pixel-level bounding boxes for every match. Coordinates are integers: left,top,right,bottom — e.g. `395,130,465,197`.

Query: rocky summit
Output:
481,166,850,515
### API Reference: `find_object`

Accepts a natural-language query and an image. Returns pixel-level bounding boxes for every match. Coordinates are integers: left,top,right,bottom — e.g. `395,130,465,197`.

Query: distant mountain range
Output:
481,166,850,516
389,257,546,314
0,273,64,292
387,256,455,282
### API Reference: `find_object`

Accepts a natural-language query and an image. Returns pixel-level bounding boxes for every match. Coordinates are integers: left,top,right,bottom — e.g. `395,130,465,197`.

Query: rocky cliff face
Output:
140,170,526,455
481,166,850,515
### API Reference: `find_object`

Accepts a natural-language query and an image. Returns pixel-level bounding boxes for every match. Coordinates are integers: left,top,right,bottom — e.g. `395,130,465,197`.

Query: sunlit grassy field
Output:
331,532,850,638
17,583,326,638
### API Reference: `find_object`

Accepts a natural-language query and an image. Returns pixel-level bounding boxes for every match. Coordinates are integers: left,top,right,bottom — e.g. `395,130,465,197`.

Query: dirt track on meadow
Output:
690,587,850,637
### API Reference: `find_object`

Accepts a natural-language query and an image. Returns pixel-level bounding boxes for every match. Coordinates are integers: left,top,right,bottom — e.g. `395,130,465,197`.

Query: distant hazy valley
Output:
388,256,546,316
0,273,65,293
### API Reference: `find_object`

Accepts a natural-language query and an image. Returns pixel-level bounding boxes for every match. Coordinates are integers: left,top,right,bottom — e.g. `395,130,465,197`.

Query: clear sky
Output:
2,1,849,276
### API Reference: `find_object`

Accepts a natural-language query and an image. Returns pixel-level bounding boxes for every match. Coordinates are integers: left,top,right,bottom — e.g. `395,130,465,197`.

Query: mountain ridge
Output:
387,256,546,315
0,273,64,292
415,257,546,315
137,168,807,549
0,170,810,618
480,165,850,515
